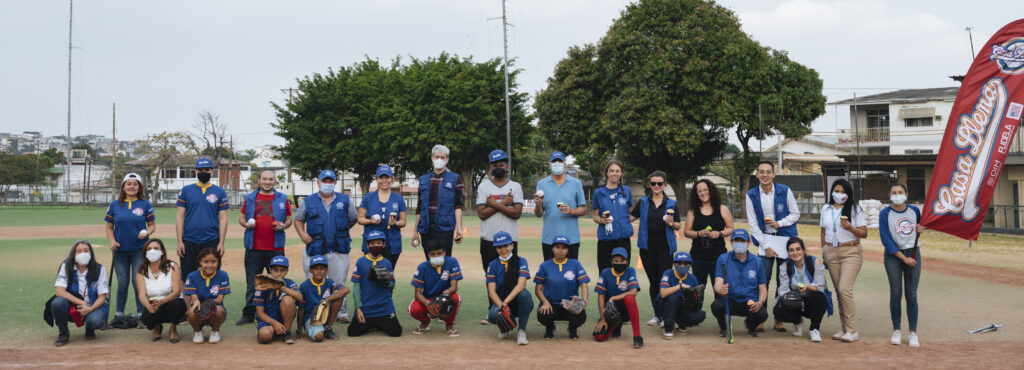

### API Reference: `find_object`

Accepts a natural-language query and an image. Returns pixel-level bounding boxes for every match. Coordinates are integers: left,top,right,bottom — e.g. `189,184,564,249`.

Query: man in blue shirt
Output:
712,229,768,338
533,151,587,261
175,157,229,282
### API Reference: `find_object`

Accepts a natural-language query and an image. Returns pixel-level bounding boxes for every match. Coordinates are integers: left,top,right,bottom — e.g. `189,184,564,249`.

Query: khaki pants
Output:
823,243,863,334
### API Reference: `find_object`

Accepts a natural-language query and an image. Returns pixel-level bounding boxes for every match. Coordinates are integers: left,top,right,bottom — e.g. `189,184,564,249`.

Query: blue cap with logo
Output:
309,255,328,268
732,229,750,241
195,157,213,169
492,231,513,247
375,165,393,178
365,230,386,241
549,151,566,162
552,234,570,246
489,149,508,163
673,251,693,263
269,256,290,268
318,169,337,180
611,247,629,259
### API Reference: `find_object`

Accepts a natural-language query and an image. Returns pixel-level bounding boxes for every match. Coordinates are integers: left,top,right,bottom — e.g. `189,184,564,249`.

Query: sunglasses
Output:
650,182,664,186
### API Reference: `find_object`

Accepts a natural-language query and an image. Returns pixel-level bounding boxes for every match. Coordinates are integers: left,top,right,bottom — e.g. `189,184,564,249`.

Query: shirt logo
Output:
255,291,261,297
597,277,604,284
132,208,144,216
617,280,628,291
278,202,285,210
990,37,1024,74
392,203,399,210
413,270,420,276
618,198,627,205
336,202,345,210
210,285,220,295
445,182,453,189
610,194,616,200
895,217,916,236
747,270,756,279
777,204,784,213
206,194,218,204
441,271,450,280
322,289,331,299
661,276,669,282
564,270,575,280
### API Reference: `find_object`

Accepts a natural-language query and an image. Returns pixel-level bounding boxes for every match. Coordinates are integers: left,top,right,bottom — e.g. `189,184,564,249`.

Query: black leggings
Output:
347,313,402,337
773,291,827,330
537,305,587,329
638,235,673,309
139,298,187,329
596,238,631,273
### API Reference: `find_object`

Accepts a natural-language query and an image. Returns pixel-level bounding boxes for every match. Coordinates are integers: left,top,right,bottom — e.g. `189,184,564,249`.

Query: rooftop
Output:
829,87,959,105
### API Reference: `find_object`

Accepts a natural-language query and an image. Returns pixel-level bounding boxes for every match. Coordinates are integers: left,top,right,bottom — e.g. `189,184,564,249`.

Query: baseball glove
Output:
561,295,586,315
367,264,394,283
780,291,805,311
426,300,442,318
195,298,217,320
436,294,456,319
680,284,706,309
310,300,331,326
496,305,516,333
254,273,285,291
603,302,623,329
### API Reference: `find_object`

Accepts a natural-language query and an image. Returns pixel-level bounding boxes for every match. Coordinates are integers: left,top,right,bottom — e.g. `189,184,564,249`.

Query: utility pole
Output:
65,0,74,204
853,93,863,201
501,0,513,174
111,102,117,192
965,26,976,59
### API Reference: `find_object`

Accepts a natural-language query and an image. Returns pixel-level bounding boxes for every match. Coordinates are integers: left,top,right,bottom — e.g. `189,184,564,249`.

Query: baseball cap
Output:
195,157,213,169
375,165,393,178
309,255,328,268
318,169,337,181
269,256,289,268
122,173,143,185
549,151,566,162
552,234,570,246
673,251,693,263
732,229,750,241
489,149,508,163
611,247,628,258
492,231,513,247
365,230,386,241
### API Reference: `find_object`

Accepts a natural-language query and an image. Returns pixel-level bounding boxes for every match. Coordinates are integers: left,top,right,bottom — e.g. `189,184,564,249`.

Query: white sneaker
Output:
841,332,859,342
791,323,803,337
647,317,661,326
890,330,902,345
208,331,221,344
810,329,822,342
908,332,920,348
517,330,528,345
662,331,674,340
832,331,845,340
498,331,509,340
192,331,205,344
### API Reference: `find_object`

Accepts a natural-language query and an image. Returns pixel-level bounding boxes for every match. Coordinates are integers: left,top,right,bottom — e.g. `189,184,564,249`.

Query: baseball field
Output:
1,206,1022,368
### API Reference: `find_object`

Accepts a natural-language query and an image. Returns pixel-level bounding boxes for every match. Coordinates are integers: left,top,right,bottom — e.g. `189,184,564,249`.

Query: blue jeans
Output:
112,249,143,315
487,290,534,330
655,294,706,331
884,249,921,331
50,297,107,334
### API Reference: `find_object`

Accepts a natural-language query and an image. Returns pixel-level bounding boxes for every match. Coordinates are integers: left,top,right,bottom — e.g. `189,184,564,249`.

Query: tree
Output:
41,148,64,165
0,152,54,200
192,111,228,163
138,131,192,205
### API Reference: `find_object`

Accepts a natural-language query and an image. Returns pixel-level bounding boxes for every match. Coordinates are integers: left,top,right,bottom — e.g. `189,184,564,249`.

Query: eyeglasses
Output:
650,182,664,186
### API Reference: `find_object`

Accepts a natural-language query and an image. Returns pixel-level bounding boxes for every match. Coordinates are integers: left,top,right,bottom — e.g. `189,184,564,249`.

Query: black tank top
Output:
689,207,727,261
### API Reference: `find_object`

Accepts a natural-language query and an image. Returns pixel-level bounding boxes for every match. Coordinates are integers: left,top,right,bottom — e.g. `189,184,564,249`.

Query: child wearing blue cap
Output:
535,235,590,340
593,247,643,348
485,231,533,345
255,256,302,344
298,255,349,342
656,251,707,339
348,231,402,337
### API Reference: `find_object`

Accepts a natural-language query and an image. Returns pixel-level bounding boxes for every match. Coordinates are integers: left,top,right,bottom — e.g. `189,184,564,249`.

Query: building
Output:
829,87,956,155
761,137,850,175
124,155,253,204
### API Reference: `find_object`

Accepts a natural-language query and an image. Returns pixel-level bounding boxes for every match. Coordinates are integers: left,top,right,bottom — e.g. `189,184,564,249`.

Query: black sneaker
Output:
748,328,758,337
719,329,727,337
544,327,554,340
324,326,339,341
632,336,644,349
568,327,579,340
235,315,254,326
611,327,622,338
84,328,96,340
55,333,69,346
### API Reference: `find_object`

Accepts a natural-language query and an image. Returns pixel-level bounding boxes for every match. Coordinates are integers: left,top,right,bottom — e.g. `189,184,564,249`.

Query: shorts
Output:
305,320,325,340
256,311,283,331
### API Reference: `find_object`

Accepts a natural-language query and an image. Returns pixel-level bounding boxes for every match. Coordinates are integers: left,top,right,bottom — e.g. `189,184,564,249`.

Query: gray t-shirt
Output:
475,179,524,241
295,194,357,222
887,207,918,250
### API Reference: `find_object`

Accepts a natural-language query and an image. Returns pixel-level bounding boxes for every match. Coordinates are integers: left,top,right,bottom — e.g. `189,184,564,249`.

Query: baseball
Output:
247,218,256,226
411,239,420,247
667,209,675,214
371,214,381,222
535,190,544,197
138,230,148,238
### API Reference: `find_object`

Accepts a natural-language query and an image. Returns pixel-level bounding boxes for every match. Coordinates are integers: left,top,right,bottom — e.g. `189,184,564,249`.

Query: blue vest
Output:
302,193,352,255
746,183,798,246
637,196,678,255
416,171,460,233
67,265,110,312
242,190,289,250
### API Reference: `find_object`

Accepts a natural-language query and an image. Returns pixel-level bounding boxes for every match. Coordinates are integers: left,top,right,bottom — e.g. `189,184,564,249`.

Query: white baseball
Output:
247,218,256,226
535,190,544,197
138,230,148,238
371,214,381,222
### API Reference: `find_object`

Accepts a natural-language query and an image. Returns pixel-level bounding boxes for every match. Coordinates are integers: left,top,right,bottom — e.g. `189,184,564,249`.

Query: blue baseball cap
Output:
269,256,289,268
365,230,386,241
673,251,693,263
732,229,750,241
195,157,213,169
549,151,566,162
318,169,337,180
489,149,508,163
309,255,328,268
375,165,393,178
492,231,513,247
611,247,629,259
552,234,570,246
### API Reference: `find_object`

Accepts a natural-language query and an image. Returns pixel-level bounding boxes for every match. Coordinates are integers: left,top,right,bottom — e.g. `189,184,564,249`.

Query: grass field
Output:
1,207,1022,367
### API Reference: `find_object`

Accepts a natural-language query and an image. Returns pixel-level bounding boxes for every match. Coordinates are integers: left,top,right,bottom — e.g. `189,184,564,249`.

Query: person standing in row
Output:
175,158,229,281
683,179,733,302
592,160,634,272
744,161,798,332
819,178,867,343
105,173,156,328
879,183,923,348
412,144,464,259
630,171,680,327
294,169,357,323
476,149,524,273
534,151,587,261
357,165,408,269
236,170,292,325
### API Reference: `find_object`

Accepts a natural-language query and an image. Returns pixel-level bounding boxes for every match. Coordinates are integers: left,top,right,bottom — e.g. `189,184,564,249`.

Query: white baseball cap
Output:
122,173,143,185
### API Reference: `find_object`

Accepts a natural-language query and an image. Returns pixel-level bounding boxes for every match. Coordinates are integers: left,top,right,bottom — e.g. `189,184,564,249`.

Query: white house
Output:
829,87,956,155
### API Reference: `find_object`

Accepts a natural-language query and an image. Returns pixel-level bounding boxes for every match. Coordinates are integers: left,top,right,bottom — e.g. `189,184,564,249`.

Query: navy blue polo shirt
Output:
534,258,590,303
714,251,766,303
104,198,155,252
176,183,229,243
410,257,463,299
660,268,699,299
595,267,640,297
351,255,396,318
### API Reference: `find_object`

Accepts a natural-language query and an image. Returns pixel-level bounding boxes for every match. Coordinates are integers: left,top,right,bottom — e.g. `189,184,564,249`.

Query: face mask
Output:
674,265,690,276
733,242,748,254
432,159,446,170
832,192,848,205
75,252,91,266
368,245,384,256
612,263,628,273
491,167,507,179
319,183,335,195
146,249,163,263
550,162,565,175
197,172,212,183
430,256,445,266
890,194,907,205
498,253,512,262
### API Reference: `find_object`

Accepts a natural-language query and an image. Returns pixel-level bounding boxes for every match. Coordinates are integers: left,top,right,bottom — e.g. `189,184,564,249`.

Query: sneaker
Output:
810,329,822,342
84,328,96,340
568,327,579,340
193,332,205,344
633,336,644,348
662,330,674,340
908,332,920,348
890,330,902,345
791,323,803,337
517,330,528,345
55,333,69,346
756,322,765,332
748,328,759,337
832,331,845,340
498,331,509,339
719,329,727,337
335,316,350,324
413,325,430,335
840,332,859,342
235,315,254,326
675,326,688,335
209,331,221,344
544,327,554,340
774,321,787,332
324,327,339,341
646,317,661,326
285,332,295,345
481,317,491,325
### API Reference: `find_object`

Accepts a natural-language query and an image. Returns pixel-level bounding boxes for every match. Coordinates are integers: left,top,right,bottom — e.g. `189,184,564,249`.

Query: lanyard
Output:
830,207,840,246
793,262,808,286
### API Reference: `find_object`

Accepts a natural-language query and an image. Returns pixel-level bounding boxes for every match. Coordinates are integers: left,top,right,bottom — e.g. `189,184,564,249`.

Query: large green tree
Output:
0,152,54,200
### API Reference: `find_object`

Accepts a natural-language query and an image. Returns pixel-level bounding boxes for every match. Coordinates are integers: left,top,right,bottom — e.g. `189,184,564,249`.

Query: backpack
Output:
787,256,834,316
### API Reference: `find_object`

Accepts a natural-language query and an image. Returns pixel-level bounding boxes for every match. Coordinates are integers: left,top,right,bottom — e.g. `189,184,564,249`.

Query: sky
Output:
2,0,1022,150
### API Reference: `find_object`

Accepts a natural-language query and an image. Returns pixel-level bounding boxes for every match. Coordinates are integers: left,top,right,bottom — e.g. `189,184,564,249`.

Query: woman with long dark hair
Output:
484,231,533,345
879,183,924,347
104,173,156,328
592,160,634,272
50,240,109,346
683,179,733,300
819,178,867,343
136,239,186,342
629,170,681,327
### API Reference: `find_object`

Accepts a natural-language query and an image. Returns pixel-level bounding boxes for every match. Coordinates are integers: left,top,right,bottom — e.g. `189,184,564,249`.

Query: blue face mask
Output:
733,242,748,254
674,265,690,276
550,162,565,175
319,183,335,195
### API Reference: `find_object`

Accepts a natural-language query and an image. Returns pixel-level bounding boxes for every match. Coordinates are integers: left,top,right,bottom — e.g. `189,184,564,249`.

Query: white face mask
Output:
890,194,907,205
146,249,163,263
732,242,748,254
75,252,91,266
832,192,848,205
432,158,447,170
550,162,565,175
319,183,335,195
498,253,512,262
430,256,445,266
